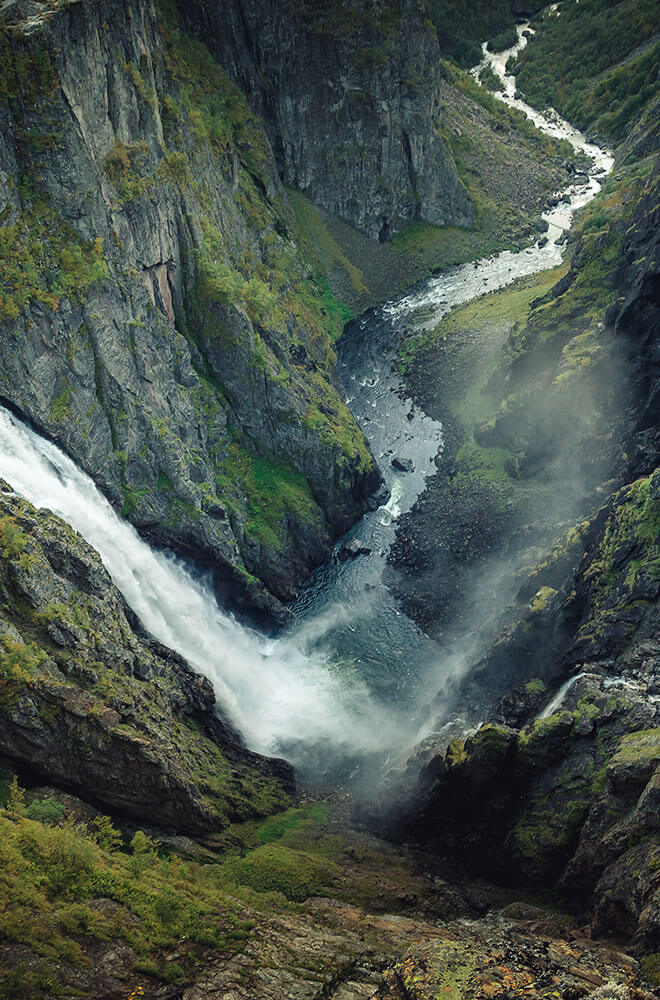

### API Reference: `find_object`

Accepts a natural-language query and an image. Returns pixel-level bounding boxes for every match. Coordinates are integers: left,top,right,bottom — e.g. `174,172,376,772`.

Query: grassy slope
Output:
408,155,653,479
390,155,654,633
0,781,444,998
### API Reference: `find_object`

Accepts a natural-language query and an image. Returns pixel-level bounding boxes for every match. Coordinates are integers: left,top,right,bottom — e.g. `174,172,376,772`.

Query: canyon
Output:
0,0,658,997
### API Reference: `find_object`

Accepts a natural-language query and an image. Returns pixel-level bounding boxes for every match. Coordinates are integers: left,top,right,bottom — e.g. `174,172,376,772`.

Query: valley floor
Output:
1,780,659,999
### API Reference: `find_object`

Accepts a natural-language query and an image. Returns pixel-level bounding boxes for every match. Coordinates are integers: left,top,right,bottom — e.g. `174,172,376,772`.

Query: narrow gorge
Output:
0,0,658,997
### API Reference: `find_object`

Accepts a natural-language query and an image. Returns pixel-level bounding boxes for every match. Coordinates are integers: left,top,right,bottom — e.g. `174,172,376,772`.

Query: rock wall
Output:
0,0,384,623
181,0,474,240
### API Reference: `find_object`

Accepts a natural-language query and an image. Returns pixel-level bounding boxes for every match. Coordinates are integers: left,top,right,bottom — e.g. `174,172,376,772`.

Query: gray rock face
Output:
182,0,474,240
0,0,384,621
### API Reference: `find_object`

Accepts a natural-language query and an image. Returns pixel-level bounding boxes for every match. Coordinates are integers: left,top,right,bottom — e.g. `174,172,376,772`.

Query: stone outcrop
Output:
388,679,659,951
0,482,294,832
180,0,474,241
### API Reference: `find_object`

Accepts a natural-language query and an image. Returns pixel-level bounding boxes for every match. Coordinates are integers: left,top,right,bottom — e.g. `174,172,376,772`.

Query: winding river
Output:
0,27,614,776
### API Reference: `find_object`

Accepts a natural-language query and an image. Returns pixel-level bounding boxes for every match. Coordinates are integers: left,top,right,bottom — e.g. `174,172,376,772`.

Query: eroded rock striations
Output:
181,0,474,241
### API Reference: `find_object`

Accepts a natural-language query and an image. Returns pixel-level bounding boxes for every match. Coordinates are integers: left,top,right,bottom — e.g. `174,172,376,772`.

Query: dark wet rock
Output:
391,457,415,473
337,539,372,562
364,483,391,512
383,665,659,949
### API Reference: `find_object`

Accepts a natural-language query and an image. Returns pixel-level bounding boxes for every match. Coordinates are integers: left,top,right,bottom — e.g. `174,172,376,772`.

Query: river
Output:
0,28,613,777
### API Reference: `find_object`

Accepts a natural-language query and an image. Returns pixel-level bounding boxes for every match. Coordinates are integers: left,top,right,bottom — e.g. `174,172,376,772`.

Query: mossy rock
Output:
221,843,339,901
394,938,476,1000
607,728,660,793
459,724,518,785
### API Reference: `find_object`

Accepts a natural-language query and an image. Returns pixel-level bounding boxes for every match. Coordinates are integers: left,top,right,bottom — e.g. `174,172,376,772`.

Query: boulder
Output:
337,538,372,562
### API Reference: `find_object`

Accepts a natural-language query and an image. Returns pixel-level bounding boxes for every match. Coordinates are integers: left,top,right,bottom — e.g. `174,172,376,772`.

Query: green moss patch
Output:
0,192,108,322
216,442,323,550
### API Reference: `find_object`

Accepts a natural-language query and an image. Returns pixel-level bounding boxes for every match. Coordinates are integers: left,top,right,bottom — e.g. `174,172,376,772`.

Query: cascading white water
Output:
0,405,403,761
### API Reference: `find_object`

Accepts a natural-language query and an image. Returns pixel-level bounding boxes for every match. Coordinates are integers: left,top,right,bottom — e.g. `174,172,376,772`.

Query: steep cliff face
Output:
181,0,474,241
0,0,383,622
608,155,660,449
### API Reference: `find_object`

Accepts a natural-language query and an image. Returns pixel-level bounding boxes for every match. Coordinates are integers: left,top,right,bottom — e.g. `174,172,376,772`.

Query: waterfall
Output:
0,405,401,762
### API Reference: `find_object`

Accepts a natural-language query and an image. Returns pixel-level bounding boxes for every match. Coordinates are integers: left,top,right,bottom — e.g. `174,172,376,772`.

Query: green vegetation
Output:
478,63,501,92
215,442,324,550
529,587,557,614
194,221,284,328
611,728,660,768
641,953,660,987
0,783,432,997
395,939,476,999
223,842,338,901
525,679,547,696
157,0,273,179
0,27,108,323
0,22,55,104
512,0,659,142
288,188,368,325
0,515,28,558
0,797,257,995
444,61,575,161
487,26,517,54
0,637,49,686
0,192,108,322
103,140,158,204
508,795,588,868
400,265,564,372
584,475,660,610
